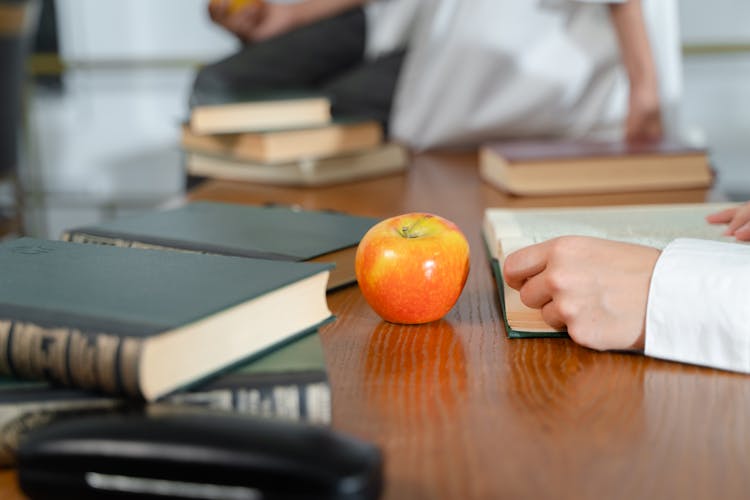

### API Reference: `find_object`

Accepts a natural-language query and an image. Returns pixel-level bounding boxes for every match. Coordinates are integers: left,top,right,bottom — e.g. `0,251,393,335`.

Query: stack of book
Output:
182,91,409,186
0,201,382,464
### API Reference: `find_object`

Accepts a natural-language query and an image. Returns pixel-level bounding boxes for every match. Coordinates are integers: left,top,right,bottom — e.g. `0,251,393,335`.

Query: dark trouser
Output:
191,7,405,129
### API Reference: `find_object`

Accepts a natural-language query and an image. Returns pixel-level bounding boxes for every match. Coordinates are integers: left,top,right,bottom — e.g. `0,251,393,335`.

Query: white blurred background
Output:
17,0,750,237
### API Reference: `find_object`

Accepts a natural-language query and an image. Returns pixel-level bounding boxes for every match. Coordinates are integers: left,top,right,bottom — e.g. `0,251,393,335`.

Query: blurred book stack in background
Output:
182,91,409,186
479,139,714,197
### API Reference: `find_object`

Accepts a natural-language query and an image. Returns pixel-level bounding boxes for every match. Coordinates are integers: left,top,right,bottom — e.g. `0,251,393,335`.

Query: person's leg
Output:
320,49,407,131
192,7,366,101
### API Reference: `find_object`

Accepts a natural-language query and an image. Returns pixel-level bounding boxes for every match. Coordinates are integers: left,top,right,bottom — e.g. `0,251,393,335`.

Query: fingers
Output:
230,7,261,38
733,221,750,241
625,115,663,143
705,203,750,240
540,301,566,331
706,207,737,224
518,273,553,309
208,0,229,22
725,203,750,235
502,241,551,290
209,0,263,40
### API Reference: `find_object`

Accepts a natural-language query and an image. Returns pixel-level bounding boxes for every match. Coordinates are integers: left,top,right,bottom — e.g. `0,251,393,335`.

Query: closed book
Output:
0,331,331,467
180,120,383,164
185,143,409,187
189,90,331,135
482,202,739,338
479,139,714,196
62,201,380,291
0,238,332,400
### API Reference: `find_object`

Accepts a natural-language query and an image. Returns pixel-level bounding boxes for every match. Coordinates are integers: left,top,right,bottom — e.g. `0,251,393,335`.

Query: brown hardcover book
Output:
482,202,737,338
181,120,383,164
479,139,714,196
185,143,409,187
189,93,331,135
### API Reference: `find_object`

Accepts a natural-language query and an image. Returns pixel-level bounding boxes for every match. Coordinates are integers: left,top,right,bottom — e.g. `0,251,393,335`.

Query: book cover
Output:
479,139,713,196
62,201,380,291
0,331,331,467
482,202,740,338
0,238,332,400
180,119,383,164
189,89,331,135
483,139,705,162
185,143,408,187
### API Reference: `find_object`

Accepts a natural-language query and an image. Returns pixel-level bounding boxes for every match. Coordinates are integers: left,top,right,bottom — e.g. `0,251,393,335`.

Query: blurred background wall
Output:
12,0,750,238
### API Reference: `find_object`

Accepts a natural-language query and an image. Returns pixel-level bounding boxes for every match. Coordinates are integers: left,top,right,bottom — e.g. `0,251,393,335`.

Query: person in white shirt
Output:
502,202,750,374
391,0,676,148
197,0,670,146
193,0,420,130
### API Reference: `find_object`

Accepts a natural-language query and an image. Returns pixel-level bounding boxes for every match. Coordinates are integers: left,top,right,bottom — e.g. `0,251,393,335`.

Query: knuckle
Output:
518,286,535,307
544,269,567,293
555,299,580,323
548,236,582,259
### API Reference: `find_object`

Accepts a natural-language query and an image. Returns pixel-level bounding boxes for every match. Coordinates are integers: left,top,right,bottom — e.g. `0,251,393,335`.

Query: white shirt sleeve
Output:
539,0,624,5
645,238,750,373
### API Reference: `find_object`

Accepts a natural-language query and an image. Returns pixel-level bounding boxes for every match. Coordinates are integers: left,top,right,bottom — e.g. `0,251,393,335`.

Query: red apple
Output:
355,213,470,324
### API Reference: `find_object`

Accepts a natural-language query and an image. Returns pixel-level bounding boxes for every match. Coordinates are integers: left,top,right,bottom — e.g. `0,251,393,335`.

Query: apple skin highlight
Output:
355,213,470,324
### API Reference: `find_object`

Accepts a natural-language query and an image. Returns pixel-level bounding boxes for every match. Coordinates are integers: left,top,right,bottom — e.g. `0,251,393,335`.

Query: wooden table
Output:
2,152,746,499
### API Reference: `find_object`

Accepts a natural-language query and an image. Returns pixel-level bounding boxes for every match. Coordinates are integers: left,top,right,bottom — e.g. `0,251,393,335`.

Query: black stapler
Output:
17,412,382,499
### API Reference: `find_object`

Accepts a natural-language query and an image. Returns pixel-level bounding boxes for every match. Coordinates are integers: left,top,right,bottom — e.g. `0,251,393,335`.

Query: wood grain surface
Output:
2,151,746,499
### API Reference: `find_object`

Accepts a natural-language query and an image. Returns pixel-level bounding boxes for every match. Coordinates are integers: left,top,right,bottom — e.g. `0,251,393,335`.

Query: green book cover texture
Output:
65,201,379,262
0,237,330,336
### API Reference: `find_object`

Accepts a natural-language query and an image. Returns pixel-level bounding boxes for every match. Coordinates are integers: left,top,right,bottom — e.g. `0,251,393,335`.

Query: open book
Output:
482,202,739,338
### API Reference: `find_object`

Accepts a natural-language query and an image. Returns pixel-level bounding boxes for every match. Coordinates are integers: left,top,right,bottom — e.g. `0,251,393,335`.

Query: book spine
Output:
64,232,201,255
0,381,331,467
0,319,143,398
164,381,332,425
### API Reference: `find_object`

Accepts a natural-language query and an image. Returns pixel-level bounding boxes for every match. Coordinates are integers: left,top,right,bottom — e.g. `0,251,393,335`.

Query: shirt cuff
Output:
645,238,750,373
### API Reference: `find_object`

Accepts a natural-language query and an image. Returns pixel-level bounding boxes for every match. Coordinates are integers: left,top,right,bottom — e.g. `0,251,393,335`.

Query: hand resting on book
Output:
499,203,750,373
707,201,750,241
503,236,660,352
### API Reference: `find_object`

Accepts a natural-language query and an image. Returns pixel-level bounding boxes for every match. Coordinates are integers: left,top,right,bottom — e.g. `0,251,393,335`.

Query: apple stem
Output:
401,215,432,238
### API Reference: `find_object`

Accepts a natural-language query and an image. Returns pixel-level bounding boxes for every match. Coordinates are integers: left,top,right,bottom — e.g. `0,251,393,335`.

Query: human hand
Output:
208,0,300,43
625,82,663,143
208,0,264,40
248,3,303,42
706,202,750,241
503,236,661,351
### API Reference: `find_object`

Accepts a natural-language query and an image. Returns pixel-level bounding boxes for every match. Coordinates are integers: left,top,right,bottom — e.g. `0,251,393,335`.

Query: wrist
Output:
627,65,658,89
291,1,322,27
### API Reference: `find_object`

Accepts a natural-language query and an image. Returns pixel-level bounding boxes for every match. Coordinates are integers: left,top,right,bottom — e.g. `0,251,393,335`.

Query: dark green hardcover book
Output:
0,331,331,467
0,238,332,400
61,201,380,291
